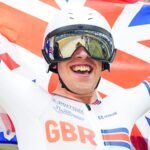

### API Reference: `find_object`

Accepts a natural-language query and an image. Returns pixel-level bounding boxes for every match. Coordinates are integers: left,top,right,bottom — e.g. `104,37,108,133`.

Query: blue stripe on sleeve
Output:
104,141,131,149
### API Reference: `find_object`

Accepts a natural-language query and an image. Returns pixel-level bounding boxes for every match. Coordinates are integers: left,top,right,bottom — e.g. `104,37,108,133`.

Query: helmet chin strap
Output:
58,72,101,95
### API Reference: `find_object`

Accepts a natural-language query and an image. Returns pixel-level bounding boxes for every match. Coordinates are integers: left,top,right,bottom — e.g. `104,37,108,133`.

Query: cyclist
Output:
0,6,149,150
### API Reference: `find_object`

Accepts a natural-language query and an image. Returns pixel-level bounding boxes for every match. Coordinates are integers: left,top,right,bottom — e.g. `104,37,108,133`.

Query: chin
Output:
72,87,95,95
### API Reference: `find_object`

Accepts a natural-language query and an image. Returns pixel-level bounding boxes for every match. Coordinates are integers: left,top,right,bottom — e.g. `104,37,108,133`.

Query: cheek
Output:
95,63,102,80
57,63,68,78
96,62,102,73
95,70,101,81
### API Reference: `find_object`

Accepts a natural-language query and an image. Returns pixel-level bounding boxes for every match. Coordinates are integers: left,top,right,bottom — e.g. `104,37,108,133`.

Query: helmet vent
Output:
88,18,93,20
68,12,74,19
88,13,93,20
69,17,74,19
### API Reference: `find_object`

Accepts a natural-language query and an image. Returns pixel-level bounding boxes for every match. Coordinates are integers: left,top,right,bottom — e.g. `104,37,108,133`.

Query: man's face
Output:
57,47,102,95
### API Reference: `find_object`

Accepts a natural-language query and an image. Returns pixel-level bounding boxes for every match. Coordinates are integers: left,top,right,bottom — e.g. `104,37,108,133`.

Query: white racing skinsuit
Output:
0,61,150,150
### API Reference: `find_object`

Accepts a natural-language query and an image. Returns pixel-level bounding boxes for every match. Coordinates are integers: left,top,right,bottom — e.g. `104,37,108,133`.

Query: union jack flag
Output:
0,0,150,149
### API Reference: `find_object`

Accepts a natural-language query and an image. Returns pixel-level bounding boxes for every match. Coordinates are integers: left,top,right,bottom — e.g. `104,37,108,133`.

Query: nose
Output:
72,47,90,59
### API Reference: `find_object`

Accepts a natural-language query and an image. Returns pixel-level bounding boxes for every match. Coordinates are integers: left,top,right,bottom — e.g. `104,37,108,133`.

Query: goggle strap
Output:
49,63,58,73
42,49,51,64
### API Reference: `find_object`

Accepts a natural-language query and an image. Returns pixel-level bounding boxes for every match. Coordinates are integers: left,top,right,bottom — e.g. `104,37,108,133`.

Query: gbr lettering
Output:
45,120,96,145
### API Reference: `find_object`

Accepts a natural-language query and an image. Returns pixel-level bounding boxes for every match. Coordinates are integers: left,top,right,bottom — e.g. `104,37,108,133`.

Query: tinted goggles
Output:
43,27,116,63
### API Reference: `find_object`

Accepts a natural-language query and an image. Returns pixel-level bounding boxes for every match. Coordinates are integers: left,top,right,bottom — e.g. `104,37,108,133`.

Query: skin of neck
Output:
53,83,98,104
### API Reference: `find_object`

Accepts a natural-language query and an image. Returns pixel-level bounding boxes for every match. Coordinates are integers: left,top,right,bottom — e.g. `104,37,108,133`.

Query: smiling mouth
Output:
71,65,93,74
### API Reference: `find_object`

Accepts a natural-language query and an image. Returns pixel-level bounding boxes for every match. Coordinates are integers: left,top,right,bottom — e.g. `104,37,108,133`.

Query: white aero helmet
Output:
42,6,116,73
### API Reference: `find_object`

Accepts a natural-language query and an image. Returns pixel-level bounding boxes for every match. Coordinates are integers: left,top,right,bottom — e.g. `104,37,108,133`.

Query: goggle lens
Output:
44,29,115,63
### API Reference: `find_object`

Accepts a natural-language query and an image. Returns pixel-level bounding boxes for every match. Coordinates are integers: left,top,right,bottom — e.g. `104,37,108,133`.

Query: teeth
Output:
72,65,91,72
